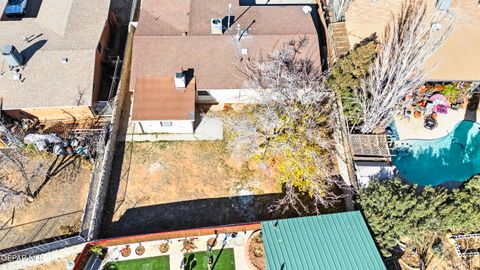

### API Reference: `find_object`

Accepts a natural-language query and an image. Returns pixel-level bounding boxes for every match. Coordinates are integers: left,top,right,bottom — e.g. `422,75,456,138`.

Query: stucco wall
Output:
196,89,261,104
135,120,194,134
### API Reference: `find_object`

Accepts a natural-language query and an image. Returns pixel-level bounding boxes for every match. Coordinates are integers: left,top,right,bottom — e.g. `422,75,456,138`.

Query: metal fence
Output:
0,235,85,264
79,15,137,241
0,211,85,263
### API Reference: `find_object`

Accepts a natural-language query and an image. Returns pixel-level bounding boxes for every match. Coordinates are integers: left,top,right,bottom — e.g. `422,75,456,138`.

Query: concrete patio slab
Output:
393,108,480,141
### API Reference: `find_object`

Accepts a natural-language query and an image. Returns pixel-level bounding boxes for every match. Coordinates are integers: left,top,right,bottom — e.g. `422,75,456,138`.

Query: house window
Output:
197,91,210,96
160,121,173,127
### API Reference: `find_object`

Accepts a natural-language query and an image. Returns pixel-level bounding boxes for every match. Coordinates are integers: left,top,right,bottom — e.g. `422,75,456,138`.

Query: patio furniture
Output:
424,115,438,130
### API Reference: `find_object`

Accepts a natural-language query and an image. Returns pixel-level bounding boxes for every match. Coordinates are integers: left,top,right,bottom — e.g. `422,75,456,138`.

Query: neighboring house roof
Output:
261,211,386,270
344,0,480,81
130,0,321,90
131,77,195,121
0,0,110,110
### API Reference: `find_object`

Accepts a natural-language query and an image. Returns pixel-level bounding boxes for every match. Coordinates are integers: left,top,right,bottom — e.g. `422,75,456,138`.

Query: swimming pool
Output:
392,120,480,186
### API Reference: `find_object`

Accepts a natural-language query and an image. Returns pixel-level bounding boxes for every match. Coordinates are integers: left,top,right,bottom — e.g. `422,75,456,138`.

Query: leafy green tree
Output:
359,177,480,257
327,39,377,126
442,176,480,232
358,179,417,256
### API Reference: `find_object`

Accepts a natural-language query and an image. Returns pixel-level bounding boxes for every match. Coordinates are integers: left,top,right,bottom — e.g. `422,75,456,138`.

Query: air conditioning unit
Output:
1,45,23,67
211,18,223,35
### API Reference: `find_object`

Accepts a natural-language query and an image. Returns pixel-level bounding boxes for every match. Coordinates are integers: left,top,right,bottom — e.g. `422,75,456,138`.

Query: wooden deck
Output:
330,22,350,60
349,134,391,161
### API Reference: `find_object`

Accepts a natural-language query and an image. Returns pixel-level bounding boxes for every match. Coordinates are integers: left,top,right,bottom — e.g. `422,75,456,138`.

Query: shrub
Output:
327,39,377,126
441,84,462,104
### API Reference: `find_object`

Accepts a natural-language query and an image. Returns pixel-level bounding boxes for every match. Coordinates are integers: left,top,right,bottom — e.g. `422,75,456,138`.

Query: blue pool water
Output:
392,120,480,186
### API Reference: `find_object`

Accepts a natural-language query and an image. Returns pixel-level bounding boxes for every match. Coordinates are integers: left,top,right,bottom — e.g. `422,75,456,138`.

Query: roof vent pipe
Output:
236,24,241,39
302,6,312,14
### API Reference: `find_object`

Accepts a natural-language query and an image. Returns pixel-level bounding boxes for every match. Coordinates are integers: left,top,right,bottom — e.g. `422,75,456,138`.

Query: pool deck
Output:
394,108,480,140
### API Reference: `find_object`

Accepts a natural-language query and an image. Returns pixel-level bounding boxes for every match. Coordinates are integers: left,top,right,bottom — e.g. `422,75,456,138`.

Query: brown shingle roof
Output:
0,0,110,109
131,77,195,121
131,0,321,90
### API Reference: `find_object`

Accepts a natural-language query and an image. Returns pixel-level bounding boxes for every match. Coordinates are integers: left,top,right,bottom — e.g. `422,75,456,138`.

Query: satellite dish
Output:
302,6,313,14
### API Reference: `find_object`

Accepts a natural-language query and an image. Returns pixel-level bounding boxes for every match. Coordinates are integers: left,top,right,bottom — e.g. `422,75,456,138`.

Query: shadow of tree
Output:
465,93,479,122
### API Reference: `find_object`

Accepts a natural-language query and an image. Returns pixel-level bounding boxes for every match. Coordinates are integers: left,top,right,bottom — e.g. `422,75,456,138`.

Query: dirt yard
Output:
0,150,92,251
103,140,283,237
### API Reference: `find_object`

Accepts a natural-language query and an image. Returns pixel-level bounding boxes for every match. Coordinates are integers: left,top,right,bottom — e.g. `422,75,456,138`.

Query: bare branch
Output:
329,0,353,22
355,0,454,133
219,38,352,213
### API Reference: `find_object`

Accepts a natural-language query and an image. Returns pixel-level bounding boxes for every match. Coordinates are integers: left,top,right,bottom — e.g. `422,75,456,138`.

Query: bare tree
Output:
0,148,45,208
329,0,353,22
219,38,351,214
0,118,84,212
355,0,454,133
75,87,87,106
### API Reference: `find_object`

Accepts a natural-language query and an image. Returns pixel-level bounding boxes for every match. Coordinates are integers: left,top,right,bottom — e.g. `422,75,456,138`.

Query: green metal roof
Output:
261,211,386,270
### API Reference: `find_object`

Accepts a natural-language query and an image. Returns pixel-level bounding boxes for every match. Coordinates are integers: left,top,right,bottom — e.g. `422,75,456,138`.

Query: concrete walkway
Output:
123,117,223,142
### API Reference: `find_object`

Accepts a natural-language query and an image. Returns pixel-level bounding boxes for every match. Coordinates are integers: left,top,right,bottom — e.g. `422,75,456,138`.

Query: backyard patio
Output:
393,107,480,140
97,230,259,270
393,83,479,140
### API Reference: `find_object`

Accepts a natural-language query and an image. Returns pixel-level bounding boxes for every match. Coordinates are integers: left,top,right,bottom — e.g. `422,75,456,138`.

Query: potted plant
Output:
88,244,106,259
120,245,131,257
104,262,119,270
181,238,197,252
441,84,462,104
207,238,217,249
135,243,145,256
159,242,169,253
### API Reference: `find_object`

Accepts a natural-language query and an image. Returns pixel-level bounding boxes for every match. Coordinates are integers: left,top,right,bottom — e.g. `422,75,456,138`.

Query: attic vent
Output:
175,72,186,88
211,18,223,35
